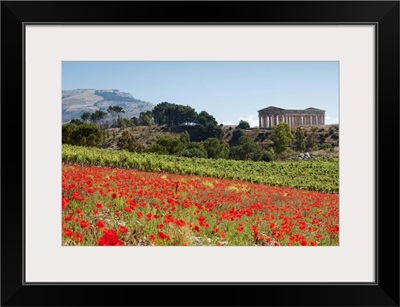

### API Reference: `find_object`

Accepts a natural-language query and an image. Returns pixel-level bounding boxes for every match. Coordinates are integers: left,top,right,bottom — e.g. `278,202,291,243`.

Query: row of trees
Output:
71,106,125,129
69,102,223,142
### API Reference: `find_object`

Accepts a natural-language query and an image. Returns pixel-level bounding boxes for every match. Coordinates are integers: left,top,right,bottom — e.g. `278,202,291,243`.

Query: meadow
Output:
62,162,339,246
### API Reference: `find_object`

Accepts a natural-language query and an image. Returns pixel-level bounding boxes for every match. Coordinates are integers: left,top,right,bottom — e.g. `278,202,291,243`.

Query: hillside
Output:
62,89,154,123
103,124,339,159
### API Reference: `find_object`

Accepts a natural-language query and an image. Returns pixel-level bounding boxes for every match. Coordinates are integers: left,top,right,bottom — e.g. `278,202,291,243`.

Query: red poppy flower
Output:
98,230,123,246
63,229,73,237
119,226,128,234
80,220,90,229
157,232,170,240
62,196,69,210
96,220,105,229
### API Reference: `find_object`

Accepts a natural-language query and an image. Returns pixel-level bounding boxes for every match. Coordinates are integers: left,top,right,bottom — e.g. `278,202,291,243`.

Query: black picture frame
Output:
1,1,399,306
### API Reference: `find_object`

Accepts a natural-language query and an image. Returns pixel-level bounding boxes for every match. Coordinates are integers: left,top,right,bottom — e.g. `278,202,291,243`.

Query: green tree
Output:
306,131,317,150
81,112,91,122
176,142,208,158
229,135,263,161
152,102,197,126
179,131,190,146
70,118,83,125
107,106,125,127
229,128,245,146
237,120,250,130
203,138,230,159
294,127,306,152
195,111,223,141
117,131,144,152
62,123,105,147
146,137,186,155
62,123,78,144
271,122,293,154
90,110,107,129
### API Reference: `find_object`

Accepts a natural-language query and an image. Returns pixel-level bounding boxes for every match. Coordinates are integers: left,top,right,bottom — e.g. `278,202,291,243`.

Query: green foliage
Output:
294,127,306,152
107,105,125,125
229,128,245,146
90,110,107,129
117,131,144,152
152,102,197,126
320,143,333,150
70,118,84,125
306,130,319,150
146,137,187,155
176,142,208,158
195,111,223,141
262,150,275,162
179,131,190,146
237,120,250,129
203,138,230,159
62,123,105,147
229,135,263,161
80,112,91,122
271,122,293,154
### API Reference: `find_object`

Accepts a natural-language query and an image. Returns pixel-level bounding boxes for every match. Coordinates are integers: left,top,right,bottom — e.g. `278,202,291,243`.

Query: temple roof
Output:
306,107,324,111
257,106,284,112
258,106,325,112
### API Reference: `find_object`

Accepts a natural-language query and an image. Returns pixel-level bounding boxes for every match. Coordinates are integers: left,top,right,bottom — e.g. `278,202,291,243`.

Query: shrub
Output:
262,150,275,162
320,143,333,150
117,131,144,153
62,123,105,147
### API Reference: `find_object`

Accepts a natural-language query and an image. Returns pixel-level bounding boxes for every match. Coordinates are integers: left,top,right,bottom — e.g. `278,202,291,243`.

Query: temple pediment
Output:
258,106,284,112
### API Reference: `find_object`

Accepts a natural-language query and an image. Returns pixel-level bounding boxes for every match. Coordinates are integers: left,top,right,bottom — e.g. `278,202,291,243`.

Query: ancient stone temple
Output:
258,106,325,129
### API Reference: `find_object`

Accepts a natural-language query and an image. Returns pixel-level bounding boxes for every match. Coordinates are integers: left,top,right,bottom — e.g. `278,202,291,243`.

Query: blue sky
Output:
62,61,339,126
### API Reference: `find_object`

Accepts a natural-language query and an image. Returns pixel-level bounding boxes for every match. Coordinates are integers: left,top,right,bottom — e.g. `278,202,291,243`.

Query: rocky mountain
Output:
62,89,154,123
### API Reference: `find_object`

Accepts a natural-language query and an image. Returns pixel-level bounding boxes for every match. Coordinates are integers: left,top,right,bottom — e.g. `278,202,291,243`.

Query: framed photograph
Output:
1,1,399,306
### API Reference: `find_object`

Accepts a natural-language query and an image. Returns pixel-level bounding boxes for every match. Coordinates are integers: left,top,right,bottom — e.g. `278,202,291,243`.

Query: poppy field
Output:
62,164,339,246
